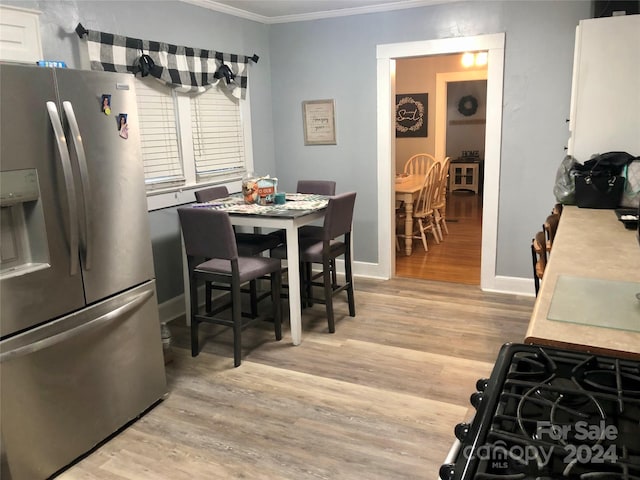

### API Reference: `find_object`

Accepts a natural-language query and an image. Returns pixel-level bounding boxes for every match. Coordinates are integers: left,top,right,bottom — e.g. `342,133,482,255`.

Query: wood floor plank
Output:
396,191,483,284
57,277,534,480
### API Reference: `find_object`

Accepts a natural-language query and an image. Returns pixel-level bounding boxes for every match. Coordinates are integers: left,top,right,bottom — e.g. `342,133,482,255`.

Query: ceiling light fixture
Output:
461,51,488,68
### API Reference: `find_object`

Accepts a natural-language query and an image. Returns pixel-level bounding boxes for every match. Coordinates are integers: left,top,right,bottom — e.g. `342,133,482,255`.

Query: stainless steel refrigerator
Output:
0,63,167,479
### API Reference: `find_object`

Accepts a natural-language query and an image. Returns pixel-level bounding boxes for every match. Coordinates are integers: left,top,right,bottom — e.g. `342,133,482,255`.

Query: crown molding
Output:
180,0,457,24
180,0,268,23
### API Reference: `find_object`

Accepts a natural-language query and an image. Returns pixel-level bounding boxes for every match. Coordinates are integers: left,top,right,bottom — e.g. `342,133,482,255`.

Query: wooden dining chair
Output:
531,230,548,296
552,203,563,216
543,213,560,254
397,162,441,252
404,153,436,176
433,156,451,239
178,207,283,367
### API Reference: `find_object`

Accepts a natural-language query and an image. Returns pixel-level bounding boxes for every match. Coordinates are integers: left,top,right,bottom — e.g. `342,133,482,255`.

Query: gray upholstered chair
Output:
194,185,282,255
273,180,338,301
271,180,336,243
273,192,356,333
194,185,282,316
295,180,336,240
296,180,336,196
194,185,229,203
178,207,283,367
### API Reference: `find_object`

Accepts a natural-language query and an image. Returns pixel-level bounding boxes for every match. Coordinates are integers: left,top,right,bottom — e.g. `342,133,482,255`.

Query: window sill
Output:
146,178,243,211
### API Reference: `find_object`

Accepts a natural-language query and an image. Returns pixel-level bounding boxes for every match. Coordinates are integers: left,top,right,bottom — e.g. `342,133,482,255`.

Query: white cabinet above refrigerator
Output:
567,14,640,164
0,5,43,64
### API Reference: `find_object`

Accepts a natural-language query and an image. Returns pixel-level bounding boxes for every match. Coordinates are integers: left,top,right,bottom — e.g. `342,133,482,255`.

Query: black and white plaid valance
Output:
84,29,253,99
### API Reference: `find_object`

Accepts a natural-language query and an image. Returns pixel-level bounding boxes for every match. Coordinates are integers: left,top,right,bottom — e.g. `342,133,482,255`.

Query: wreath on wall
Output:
457,95,478,117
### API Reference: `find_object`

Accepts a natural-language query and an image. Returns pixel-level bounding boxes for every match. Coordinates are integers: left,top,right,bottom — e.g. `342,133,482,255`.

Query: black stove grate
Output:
447,344,640,480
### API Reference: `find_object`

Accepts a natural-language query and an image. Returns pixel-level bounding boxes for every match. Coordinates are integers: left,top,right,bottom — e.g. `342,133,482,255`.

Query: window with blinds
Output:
191,87,245,180
135,79,184,188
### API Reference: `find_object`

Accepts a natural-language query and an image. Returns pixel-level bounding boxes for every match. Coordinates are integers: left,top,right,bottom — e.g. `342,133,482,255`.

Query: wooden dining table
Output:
395,174,424,256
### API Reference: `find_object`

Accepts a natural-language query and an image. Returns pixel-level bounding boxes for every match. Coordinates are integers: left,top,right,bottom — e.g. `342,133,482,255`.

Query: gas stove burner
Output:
574,364,640,398
441,344,640,480
522,383,606,444
533,377,591,405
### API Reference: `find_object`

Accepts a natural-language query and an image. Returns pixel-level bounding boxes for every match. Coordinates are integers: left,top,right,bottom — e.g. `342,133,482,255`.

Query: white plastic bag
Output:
553,155,577,204
620,159,640,208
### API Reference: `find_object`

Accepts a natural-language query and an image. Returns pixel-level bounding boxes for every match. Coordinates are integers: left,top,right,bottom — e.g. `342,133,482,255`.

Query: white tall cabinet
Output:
0,5,43,64
567,14,640,163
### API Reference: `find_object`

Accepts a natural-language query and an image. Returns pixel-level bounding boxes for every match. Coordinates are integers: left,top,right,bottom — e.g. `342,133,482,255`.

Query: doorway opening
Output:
376,33,505,291
394,58,487,285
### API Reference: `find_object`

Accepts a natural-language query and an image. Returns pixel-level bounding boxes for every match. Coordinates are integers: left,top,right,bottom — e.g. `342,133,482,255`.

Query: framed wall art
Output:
302,99,336,145
395,93,428,137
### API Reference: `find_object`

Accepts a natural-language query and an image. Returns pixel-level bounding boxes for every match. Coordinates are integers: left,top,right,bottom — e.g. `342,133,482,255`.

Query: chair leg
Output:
205,282,212,313
345,247,356,317
272,271,282,341
190,275,200,357
432,216,442,244
331,259,337,288
439,209,449,235
323,257,335,333
304,262,313,307
249,280,258,317
418,219,429,252
531,244,540,296
232,279,243,367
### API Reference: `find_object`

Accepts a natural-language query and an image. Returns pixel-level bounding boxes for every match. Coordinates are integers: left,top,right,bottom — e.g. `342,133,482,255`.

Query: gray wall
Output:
5,0,593,303
269,0,591,272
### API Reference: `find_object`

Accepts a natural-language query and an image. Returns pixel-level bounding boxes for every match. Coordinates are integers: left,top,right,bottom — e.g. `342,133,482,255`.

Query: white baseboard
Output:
157,292,188,325
484,275,536,297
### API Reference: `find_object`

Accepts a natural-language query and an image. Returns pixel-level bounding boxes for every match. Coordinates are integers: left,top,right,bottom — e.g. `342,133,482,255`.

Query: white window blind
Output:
135,79,184,188
191,87,245,180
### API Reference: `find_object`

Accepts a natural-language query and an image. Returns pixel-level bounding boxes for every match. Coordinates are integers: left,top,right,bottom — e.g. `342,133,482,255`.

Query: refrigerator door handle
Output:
63,101,93,270
0,288,153,363
46,101,80,276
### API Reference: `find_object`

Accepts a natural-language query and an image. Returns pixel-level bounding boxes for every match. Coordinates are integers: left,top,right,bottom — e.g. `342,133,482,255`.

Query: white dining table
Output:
181,194,328,346
395,174,424,256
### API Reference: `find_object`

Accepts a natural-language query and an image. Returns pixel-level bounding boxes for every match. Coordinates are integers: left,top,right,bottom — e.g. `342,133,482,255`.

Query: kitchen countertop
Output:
525,206,640,359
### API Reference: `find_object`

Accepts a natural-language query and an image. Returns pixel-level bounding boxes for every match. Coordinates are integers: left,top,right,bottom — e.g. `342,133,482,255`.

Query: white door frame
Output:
376,33,505,291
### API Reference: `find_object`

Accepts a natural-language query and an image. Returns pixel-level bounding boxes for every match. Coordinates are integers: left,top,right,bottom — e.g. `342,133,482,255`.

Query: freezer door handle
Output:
46,101,79,276
0,288,154,363
63,101,93,270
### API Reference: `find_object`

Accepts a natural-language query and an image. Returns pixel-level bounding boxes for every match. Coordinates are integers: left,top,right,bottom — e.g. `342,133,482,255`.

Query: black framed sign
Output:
395,93,428,137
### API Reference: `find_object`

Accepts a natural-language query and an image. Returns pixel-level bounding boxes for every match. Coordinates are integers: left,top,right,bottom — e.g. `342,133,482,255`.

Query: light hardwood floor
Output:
58,276,534,480
396,191,482,285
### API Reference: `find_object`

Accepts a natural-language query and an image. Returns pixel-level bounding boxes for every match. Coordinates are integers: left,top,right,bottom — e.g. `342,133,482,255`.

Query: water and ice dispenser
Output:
0,169,49,279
